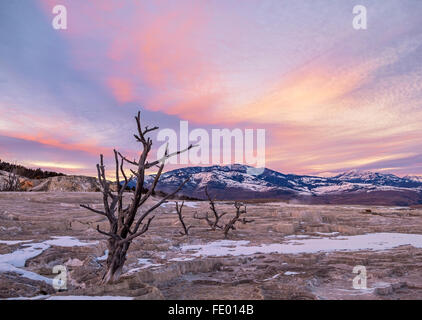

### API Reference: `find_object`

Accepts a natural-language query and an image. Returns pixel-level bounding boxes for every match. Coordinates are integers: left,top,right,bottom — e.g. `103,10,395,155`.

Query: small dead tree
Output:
223,202,254,239
1,169,20,191
193,186,227,230
80,111,193,284
193,211,214,229
175,201,192,236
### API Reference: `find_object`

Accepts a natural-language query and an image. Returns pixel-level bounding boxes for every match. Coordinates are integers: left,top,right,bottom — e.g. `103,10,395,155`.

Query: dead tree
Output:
1,169,20,191
223,202,254,239
193,211,214,229
193,186,227,230
175,201,193,236
80,111,193,284
205,186,228,229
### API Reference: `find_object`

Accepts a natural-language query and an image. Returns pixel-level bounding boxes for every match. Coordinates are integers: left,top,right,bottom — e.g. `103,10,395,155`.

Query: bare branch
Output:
80,204,107,216
131,178,189,235
193,212,214,229
114,150,120,192
138,159,165,207
118,152,139,166
175,201,192,236
96,225,121,240
145,143,197,169
1,168,21,191
119,216,155,244
202,186,226,230
143,126,159,136
223,202,253,238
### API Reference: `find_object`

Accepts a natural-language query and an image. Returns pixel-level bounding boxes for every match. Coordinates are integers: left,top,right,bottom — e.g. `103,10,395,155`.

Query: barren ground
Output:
1,192,421,300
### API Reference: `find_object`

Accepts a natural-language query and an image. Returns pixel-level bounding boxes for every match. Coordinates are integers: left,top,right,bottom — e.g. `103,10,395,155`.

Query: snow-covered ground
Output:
168,257,195,262
284,271,301,276
160,201,199,209
311,183,418,195
182,201,199,208
96,249,108,262
137,258,162,269
180,233,422,257
0,240,33,245
0,237,98,284
127,258,163,274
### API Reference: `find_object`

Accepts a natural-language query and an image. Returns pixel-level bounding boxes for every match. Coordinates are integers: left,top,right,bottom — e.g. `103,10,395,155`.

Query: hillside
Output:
141,165,422,205
0,160,65,179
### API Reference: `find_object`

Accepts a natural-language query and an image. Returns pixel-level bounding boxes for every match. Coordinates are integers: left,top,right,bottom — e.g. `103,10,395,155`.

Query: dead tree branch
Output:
203,186,227,230
223,202,254,239
193,211,214,229
1,169,21,192
175,201,193,236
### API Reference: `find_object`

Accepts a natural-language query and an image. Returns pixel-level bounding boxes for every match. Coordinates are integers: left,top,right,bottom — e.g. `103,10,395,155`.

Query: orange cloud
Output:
265,126,422,175
2,132,111,156
39,0,223,113
30,161,86,170
107,78,134,104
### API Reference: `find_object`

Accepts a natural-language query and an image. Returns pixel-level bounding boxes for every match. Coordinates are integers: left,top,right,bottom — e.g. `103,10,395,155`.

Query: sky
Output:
1,0,422,178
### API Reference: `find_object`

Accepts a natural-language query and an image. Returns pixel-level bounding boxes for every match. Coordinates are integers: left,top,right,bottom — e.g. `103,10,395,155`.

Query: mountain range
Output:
130,165,422,206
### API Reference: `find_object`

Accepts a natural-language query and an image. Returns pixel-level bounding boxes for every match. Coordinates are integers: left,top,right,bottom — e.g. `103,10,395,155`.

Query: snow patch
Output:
168,257,195,262
96,250,108,262
180,233,422,257
183,201,199,208
0,237,98,284
0,240,33,245
129,258,163,271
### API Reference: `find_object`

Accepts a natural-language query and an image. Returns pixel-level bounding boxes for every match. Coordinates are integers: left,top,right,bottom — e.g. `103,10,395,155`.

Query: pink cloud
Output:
107,77,134,104
38,0,226,120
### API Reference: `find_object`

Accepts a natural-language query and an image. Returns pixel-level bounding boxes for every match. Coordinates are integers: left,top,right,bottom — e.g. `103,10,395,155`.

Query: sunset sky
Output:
1,0,422,177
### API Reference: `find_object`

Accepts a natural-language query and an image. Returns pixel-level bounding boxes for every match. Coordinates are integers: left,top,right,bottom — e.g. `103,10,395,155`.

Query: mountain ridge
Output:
137,164,422,205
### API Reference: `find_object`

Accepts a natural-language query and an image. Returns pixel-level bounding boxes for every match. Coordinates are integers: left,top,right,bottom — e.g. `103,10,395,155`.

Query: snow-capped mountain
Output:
332,169,422,188
128,165,422,205
404,175,422,183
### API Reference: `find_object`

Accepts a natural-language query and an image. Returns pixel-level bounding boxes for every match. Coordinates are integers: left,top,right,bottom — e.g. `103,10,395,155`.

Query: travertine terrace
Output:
1,192,421,300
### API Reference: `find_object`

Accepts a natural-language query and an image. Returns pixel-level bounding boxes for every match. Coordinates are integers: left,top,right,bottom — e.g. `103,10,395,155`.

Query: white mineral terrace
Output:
179,233,422,257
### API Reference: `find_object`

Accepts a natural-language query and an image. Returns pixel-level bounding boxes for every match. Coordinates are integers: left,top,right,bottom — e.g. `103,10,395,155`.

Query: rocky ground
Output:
0,170,103,192
0,192,421,300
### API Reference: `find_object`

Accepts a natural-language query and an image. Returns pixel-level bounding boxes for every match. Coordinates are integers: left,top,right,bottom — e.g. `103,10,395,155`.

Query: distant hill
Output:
0,170,103,192
29,175,101,192
2,160,422,205
0,159,65,179
131,165,422,206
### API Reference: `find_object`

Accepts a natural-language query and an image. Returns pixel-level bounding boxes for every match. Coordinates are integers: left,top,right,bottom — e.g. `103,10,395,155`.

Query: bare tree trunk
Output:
175,201,192,236
223,202,253,238
194,186,227,230
102,239,129,284
195,198,254,238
